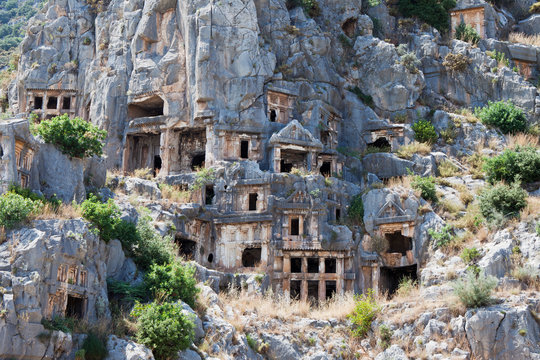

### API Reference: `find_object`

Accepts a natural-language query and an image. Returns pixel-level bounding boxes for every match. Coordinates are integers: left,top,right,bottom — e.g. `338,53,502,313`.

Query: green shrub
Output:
112,220,140,255
378,324,392,350
246,333,258,351
286,0,321,17
80,195,121,242
479,182,528,220
32,115,107,158
132,215,177,271
483,146,540,184
461,247,481,265
398,0,456,32
0,192,36,229
412,175,437,202
82,333,108,360
41,316,75,333
400,52,421,73
511,266,539,286
145,261,199,308
107,278,147,303
475,101,527,134
454,22,480,45
348,86,374,108
428,224,454,247
131,302,195,359
349,289,380,338
487,50,509,68
348,194,364,225
452,269,497,308
412,119,438,144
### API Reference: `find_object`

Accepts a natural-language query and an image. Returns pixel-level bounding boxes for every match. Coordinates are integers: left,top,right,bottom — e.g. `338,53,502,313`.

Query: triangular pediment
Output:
376,201,405,219
287,189,310,204
270,120,323,149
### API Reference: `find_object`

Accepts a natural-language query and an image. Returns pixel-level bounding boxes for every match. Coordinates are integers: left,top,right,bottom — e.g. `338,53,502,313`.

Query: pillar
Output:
336,258,344,295
301,280,308,302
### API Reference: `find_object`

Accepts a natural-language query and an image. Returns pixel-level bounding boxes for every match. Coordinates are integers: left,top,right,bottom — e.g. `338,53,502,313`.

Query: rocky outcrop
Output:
0,219,127,359
105,335,154,360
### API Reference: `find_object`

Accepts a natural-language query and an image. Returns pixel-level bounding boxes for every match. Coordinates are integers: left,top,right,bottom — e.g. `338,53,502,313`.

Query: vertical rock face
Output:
0,220,126,359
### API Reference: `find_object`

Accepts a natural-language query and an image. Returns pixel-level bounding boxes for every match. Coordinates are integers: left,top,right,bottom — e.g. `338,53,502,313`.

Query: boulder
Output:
105,335,154,360
374,345,409,360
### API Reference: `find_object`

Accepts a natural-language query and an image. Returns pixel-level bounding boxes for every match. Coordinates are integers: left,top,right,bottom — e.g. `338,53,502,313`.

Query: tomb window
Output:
47,96,58,110
205,185,215,205
65,295,84,318
240,140,249,159
248,193,258,211
34,96,43,110
325,258,336,273
291,257,302,273
242,248,261,267
307,258,319,273
290,218,300,236
62,97,71,110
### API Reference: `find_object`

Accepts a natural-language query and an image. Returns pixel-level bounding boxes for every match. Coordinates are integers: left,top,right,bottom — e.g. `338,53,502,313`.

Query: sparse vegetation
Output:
286,0,321,17
398,0,456,32
32,114,107,158
475,101,527,134
348,289,380,338
190,167,216,191
454,23,480,45
400,51,421,73
82,332,108,360
412,175,437,202
348,86,374,108
486,50,509,68
438,160,459,177
428,224,454,248
395,141,431,159
452,269,497,308
348,194,364,225
509,32,540,47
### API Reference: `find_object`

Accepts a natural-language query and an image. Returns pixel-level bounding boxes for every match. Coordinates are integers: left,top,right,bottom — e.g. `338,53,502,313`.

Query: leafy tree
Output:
412,119,438,144
145,261,199,308
33,114,107,158
475,101,527,134
131,302,195,359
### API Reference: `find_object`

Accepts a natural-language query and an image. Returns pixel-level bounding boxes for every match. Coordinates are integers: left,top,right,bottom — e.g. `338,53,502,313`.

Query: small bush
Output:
131,302,195,359
452,269,497,308
82,333,108,360
80,195,121,242
511,266,539,287
348,86,374,108
487,50,509,68
428,224,454,247
41,316,75,333
189,167,216,191
479,182,528,220
286,0,320,17
145,261,199,308
395,277,417,298
454,22,480,45
412,119,438,144
443,53,471,72
133,215,177,271
0,192,36,229
32,114,107,158
348,289,380,338
461,247,481,265
348,194,364,225
438,160,459,177
107,278,147,304
400,52,421,73
378,324,392,350
112,220,140,255
412,175,437,202
395,141,431,159
475,101,527,134
483,146,540,184
531,2,540,13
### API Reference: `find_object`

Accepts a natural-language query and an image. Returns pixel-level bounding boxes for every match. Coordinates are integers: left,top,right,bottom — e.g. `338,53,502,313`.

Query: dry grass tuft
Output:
395,141,431,159
507,132,539,149
509,32,540,47
159,184,191,204
386,176,412,189
218,288,356,322
32,203,81,220
520,196,540,220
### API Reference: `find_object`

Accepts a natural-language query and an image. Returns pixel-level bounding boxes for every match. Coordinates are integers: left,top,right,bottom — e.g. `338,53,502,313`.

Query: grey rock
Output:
105,335,154,360
262,333,300,360
374,345,409,360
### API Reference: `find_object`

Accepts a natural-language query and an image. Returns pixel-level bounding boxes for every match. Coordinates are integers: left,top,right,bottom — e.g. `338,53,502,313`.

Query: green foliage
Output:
461,247,481,265
378,324,392,350
479,182,528,220
428,224,454,247
536,222,540,237
145,261,199,308
412,175,437,202
132,215,177,271
368,0,381,6
107,278,147,303
483,146,540,184
475,101,527,134
348,289,380,338
8,184,61,210
246,333,258,351
131,302,195,359
82,333,108,360
41,316,75,333
80,195,121,242
75,349,86,360
531,2,540,13
412,119,438,144
32,114,107,158
112,219,140,254
348,86,374,108
454,22,480,45
486,50,509,68
286,0,321,17
0,192,36,229
452,269,497,308
398,0,456,32
348,194,364,225
438,160,459,177
189,167,216,191
400,52,421,73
